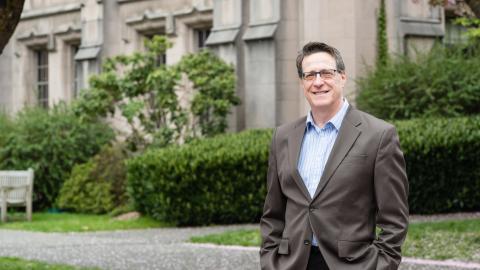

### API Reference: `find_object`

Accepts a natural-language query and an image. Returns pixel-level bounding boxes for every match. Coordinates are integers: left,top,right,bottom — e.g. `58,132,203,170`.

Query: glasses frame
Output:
302,69,338,81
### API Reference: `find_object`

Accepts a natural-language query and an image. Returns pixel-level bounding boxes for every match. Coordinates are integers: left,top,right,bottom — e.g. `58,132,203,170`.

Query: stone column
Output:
206,0,244,131
242,0,279,128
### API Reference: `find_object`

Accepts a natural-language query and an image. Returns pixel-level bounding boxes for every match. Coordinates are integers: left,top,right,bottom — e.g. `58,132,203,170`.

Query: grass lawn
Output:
190,218,480,262
0,212,169,232
0,257,101,270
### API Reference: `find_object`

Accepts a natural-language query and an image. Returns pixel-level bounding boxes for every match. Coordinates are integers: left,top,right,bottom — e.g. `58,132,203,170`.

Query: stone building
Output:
0,0,461,130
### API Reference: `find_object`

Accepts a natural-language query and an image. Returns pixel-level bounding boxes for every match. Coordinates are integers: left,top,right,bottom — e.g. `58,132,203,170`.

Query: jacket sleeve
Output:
259,128,287,270
373,126,409,270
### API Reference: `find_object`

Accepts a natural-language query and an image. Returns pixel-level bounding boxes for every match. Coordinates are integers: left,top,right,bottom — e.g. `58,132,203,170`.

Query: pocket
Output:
278,238,289,255
338,240,370,261
343,154,368,161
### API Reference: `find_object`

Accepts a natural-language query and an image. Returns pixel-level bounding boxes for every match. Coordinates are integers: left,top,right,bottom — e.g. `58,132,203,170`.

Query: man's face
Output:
301,52,346,113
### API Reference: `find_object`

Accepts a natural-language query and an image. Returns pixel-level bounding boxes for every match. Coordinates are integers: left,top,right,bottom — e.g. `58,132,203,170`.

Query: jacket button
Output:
304,240,311,245
309,207,315,212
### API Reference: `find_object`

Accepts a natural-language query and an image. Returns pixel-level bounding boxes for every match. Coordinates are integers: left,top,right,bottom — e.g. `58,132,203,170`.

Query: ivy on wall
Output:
377,0,389,67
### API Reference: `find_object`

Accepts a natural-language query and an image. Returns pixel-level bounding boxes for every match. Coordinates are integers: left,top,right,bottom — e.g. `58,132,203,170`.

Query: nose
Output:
313,73,325,85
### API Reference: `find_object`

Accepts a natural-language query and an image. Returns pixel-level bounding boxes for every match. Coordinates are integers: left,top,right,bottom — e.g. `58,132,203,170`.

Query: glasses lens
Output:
304,72,315,81
321,69,335,79
303,69,336,81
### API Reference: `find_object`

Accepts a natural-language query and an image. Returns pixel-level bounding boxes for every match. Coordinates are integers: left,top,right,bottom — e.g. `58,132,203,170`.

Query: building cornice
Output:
21,3,82,20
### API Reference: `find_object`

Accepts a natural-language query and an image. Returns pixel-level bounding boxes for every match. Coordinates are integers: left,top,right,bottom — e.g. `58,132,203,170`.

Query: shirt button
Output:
304,240,311,245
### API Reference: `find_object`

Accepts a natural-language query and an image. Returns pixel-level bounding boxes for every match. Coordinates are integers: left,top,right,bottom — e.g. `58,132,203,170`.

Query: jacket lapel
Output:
312,108,362,201
287,117,312,201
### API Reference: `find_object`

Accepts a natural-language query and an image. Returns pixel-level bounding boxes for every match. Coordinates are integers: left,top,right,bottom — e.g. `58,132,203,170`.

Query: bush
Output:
57,144,129,214
127,129,271,226
395,116,480,213
128,116,480,225
357,44,480,120
0,112,13,148
0,106,114,209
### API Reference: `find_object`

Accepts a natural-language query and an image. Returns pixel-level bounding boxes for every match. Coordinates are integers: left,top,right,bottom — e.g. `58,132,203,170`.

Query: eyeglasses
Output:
302,69,338,81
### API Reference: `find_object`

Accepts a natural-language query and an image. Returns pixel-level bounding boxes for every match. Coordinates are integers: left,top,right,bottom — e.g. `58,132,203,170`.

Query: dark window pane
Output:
196,28,211,50
35,49,49,108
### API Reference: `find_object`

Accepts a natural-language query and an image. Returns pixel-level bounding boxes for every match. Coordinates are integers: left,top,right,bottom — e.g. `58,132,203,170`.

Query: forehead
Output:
302,52,336,71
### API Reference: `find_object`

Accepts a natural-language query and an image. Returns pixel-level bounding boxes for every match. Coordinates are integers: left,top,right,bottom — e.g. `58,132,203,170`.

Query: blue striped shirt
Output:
297,99,349,246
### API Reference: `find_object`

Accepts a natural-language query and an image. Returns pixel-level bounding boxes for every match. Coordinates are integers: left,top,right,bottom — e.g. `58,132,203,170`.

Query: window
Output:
194,28,211,50
35,49,49,108
71,45,82,98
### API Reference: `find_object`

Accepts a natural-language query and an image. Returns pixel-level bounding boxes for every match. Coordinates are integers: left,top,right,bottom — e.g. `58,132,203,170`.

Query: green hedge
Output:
396,116,480,213
128,116,480,225
127,129,271,226
357,44,480,120
0,107,114,209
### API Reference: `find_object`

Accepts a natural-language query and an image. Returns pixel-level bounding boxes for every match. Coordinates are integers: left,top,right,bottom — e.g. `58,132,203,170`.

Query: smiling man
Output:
260,42,409,270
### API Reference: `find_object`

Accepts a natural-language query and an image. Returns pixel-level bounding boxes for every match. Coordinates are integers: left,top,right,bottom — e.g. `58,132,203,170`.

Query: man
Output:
260,42,409,270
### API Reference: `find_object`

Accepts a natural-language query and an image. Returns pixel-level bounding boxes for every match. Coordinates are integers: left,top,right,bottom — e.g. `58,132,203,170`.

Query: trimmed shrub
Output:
395,116,480,213
127,116,480,225
0,106,114,209
357,44,480,120
127,129,271,226
57,144,129,214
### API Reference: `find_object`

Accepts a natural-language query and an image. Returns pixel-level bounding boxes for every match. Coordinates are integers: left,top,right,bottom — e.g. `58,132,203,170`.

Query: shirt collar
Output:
306,99,350,131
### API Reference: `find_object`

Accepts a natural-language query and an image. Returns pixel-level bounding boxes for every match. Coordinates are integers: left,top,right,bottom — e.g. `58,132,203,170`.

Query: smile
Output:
312,90,330,95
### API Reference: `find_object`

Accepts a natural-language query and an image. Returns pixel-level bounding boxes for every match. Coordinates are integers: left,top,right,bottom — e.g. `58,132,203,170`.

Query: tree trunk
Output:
0,0,25,54
465,0,480,17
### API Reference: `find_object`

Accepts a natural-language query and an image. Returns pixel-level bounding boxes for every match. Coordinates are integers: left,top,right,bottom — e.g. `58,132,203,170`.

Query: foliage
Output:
376,0,388,67
127,129,271,226
129,115,480,225
0,106,114,209
72,36,184,151
455,17,480,40
177,50,240,138
0,112,13,148
356,43,480,119
57,144,129,214
73,36,239,151
395,116,480,214
0,212,168,232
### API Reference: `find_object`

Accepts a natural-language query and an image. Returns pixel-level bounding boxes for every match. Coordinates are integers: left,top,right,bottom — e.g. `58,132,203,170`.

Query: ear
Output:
338,72,347,88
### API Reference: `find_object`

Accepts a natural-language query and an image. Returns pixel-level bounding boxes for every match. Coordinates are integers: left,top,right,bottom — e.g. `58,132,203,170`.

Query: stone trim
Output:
400,17,442,24
21,3,82,20
242,23,277,41
116,0,150,4
206,28,239,45
74,45,101,61
53,23,82,35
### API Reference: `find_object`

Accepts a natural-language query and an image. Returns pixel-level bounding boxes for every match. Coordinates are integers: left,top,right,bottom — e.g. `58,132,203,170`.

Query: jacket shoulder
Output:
347,108,396,132
275,115,305,135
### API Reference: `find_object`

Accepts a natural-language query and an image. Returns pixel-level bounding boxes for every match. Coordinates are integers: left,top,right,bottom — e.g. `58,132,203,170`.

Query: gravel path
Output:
1,222,480,270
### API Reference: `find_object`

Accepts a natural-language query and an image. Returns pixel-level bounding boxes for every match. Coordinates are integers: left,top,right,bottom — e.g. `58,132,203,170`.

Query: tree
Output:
429,0,480,18
72,36,240,151
0,0,25,54
430,0,480,40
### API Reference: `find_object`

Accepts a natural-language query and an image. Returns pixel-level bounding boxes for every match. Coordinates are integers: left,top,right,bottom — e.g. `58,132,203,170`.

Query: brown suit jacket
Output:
260,107,409,270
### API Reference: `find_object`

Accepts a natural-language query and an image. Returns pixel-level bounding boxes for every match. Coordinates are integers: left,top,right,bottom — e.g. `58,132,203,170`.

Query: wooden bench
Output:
0,169,34,222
